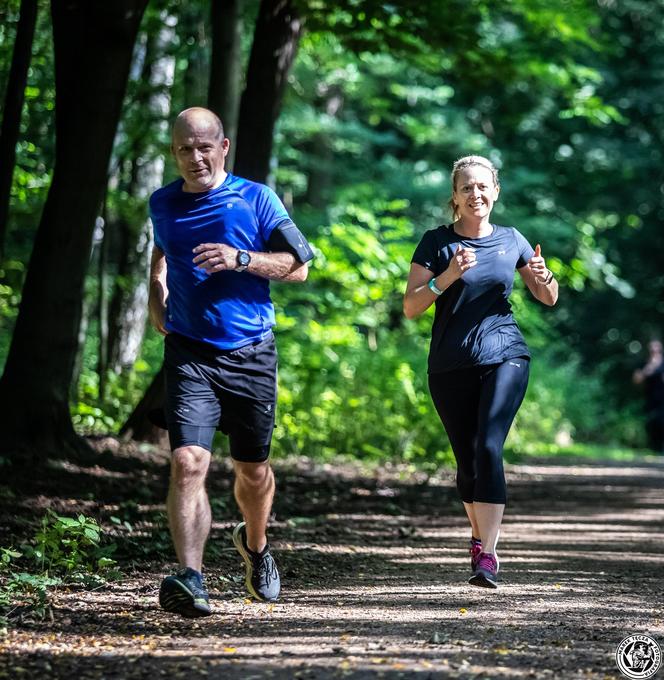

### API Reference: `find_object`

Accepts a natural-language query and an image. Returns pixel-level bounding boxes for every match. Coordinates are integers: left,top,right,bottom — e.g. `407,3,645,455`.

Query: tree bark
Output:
208,0,244,168
0,0,148,461
106,17,175,377
234,0,303,183
304,88,343,207
183,13,209,108
0,0,38,260
97,208,110,397
119,366,168,445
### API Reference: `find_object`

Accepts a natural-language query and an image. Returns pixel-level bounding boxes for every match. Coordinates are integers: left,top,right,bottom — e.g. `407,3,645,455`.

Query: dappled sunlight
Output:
506,463,664,479
3,453,663,678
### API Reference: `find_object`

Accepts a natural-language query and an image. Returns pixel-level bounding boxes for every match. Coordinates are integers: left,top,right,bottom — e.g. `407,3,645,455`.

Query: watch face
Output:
237,250,251,266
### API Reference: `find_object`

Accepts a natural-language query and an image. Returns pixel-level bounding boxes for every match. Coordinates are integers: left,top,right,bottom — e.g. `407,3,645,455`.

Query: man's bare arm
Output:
191,243,308,282
149,246,169,334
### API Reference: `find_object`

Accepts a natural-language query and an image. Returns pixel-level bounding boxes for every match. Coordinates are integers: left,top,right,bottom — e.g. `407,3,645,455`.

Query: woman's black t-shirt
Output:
411,224,535,373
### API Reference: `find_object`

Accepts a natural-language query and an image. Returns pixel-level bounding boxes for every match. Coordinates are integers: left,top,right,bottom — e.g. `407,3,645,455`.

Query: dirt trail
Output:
1,449,663,679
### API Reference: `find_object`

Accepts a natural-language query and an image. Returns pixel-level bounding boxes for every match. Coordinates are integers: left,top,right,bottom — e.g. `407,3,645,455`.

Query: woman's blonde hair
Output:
447,155,500,220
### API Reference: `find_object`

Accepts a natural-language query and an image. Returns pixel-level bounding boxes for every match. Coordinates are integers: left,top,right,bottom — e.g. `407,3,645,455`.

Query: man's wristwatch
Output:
235,249,251,272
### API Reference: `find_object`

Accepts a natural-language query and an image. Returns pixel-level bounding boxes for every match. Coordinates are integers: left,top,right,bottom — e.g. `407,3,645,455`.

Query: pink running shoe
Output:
469,551,499,588
470,538,482,572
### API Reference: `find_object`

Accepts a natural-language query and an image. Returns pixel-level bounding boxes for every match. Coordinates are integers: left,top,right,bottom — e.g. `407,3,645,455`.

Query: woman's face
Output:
453,165,499,222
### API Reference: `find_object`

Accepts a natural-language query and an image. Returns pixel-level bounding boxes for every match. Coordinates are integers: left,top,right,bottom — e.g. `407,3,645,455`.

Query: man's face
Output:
171,120,229,193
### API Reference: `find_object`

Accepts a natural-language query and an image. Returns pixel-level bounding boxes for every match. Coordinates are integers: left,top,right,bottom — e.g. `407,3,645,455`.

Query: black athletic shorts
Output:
164,332,277,462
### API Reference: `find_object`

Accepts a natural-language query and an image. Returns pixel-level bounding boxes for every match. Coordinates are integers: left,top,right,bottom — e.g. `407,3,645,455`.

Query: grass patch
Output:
504,442,657,463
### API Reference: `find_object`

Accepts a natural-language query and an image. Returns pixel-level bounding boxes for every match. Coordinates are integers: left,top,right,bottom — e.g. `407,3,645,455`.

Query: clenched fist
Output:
448,244,477,280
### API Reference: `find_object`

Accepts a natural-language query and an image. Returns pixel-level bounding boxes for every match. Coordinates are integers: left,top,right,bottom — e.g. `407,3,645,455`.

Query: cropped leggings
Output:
428,359,530,504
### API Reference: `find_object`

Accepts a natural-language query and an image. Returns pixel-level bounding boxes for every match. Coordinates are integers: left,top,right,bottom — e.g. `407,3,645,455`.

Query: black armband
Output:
267,220,315,264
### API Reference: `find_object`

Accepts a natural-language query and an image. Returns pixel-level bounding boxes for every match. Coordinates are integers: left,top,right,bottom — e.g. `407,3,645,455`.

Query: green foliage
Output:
0,572,60,621
505,441,653,464
0,511,118,623
0,547,21,569
0,0,55,260
23,510,117,577
0,259,24,365
271,195,454,463
72,326,164,432
2,0,660,461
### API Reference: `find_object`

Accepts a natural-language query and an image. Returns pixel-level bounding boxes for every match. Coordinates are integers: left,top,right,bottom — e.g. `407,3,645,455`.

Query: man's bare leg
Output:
231,459,280,602
232,459,274,552
167,445,212,571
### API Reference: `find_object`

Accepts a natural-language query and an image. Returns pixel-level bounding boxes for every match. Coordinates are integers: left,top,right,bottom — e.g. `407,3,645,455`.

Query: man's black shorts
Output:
164,332,277,462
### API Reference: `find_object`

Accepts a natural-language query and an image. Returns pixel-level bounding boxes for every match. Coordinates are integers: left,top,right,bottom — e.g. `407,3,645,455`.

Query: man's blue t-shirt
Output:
411,224,535,373
150,173,311,350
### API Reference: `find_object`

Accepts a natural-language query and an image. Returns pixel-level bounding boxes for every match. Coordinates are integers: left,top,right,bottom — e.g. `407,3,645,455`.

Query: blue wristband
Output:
428,277,443,295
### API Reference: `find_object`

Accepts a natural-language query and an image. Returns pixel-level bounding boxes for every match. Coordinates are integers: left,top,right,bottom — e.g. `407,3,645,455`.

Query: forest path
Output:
1,448,663,679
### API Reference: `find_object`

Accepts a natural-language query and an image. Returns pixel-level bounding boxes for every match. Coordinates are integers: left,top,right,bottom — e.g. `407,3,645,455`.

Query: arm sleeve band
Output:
267,220,315,264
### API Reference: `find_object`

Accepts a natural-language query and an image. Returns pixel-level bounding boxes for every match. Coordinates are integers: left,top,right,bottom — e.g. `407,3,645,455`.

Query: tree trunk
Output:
304,89,343,207
97,210,110,398
183,14,209,108
105,215,152,375
208,0,244,168
234,0,303,183
106,18,175,376
0,0,148,462
119,366,168,445
0,0,38,260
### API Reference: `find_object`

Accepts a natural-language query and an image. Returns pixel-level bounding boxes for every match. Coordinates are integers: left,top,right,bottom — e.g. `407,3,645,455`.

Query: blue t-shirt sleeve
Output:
255,185,292,241
149,194,164,252
411,230,438,272
513,228,535,268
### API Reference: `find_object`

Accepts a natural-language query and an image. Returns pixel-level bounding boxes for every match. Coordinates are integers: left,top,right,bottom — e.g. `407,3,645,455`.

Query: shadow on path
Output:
1,450,663,679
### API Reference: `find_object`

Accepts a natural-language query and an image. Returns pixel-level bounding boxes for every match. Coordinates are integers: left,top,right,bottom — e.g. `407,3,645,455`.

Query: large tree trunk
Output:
208,0,244,168
105,214,151,375
234,0,303,183
119,366,168,445
0,0,148,462
0,0,38,260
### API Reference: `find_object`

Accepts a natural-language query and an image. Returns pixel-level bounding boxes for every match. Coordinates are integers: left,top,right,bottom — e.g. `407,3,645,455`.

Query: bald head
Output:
171,107,229,193
173,107,225,143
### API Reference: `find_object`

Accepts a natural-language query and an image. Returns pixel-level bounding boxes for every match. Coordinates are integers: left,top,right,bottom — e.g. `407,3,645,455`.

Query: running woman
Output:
403,155,558,588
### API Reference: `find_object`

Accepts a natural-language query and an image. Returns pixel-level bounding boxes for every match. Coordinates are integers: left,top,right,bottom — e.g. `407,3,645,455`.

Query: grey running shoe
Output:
232,521,281,602
469,551,499,589
159,567,212,617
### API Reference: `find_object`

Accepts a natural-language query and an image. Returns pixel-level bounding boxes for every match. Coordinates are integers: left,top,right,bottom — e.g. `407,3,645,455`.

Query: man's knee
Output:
234,460,272,487
171,445,211,487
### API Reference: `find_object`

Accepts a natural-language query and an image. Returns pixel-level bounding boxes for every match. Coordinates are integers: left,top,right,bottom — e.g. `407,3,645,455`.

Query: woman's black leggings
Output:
428,359,530,504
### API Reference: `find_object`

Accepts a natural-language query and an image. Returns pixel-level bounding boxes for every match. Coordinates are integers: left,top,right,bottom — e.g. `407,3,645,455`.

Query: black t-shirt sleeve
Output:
411,230,438,272
266,220,315,264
